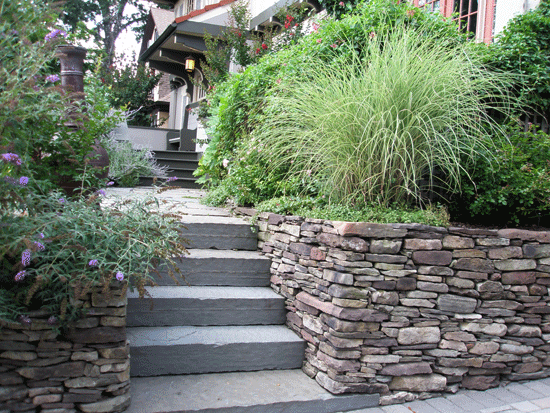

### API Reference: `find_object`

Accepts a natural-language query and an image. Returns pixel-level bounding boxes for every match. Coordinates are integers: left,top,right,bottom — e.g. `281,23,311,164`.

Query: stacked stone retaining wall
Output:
256,213,550,405
0,284,129,413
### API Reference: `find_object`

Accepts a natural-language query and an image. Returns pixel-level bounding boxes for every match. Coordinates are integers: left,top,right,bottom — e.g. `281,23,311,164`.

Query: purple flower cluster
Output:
45,74,60,83
44,29,67,41
166,176,178,182
19,176,29,186
21,250,31,267
96,189,106,196
88,259,99,267
1,153,22,165
115,271,124,281
34,241,45,251
58,198,66,204
106,181,115,186
14,271,26,282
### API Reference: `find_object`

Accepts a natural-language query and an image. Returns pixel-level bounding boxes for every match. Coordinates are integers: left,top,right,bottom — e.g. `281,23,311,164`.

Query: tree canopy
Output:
57,0,153,68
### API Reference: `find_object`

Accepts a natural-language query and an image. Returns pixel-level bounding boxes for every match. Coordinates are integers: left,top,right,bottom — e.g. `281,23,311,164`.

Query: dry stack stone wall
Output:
256,213,550,405
0,284,129,413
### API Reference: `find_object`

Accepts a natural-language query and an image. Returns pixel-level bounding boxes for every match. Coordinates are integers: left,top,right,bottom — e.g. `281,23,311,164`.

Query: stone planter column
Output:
56,45,87,96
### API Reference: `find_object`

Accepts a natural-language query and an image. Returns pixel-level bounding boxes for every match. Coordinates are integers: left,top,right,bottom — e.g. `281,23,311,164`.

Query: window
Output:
453,0,478,35
418,0,441,13
412,0,495,43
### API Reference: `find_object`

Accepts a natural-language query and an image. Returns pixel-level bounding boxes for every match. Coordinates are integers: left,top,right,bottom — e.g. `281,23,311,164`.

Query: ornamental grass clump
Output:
254,25,519,208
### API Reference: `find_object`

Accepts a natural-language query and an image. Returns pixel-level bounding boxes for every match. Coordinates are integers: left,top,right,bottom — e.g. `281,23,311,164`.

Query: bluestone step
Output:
126,370,380,413
128,325,306,376
127,286,286,327
180,215,258,250
152,249,272,286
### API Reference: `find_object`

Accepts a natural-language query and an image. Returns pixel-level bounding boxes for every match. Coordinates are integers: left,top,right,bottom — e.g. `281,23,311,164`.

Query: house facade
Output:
139,0,321,151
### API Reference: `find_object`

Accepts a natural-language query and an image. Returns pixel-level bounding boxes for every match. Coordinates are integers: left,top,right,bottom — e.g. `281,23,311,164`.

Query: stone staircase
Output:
125,205,379,413
139,150,202,189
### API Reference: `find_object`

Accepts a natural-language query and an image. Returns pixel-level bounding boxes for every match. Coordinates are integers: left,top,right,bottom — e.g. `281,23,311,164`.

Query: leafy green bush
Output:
0,1,186,328
483,0,550,120
0,176,187,326
196,0,468,207
254,26,518,207
0,0,123,193
101,133,168,187
102,56,162,127
450,124,550,226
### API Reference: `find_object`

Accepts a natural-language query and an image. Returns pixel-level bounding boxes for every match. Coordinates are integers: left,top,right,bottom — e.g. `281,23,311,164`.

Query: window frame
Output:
411,0,495,43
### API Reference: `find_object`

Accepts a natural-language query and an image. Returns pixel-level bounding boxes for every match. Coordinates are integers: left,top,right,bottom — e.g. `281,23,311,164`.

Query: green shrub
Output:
254,25,518,207
0,0,123,193
196,0,468,207
254,196,450,227
483,0,550,120
450,124,550,226
101,134,168,187
0,182,187,326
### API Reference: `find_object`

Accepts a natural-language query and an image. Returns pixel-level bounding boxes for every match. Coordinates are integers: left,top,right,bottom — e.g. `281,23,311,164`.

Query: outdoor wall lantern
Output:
185,56,196,73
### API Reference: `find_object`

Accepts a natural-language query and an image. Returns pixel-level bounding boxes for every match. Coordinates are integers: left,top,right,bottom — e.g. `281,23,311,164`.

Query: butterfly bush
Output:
1,155,189,327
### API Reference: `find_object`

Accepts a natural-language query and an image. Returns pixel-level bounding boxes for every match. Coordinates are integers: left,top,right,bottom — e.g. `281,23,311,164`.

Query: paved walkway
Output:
106,187,550,413
347,378,550,413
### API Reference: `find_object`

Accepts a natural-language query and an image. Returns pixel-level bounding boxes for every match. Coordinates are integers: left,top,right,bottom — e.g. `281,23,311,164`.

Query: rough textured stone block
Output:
380,362,432,376
411,250,452,266
453,258,494,273
333,222,407,238
501,271,537,285
389,374,446,392
437,294,477,314
397,327,440,345
443,236,475,249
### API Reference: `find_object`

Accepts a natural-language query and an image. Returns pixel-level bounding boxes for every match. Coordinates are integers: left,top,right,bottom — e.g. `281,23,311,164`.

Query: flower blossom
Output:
37,233,45,239
1,153,22,165
44,29,67,41
88,259,99,267
106,181,115,186
19,176,29,186
96,189,106,196
261,43,268,50
166,176,178,182
15,271,26,282
339,1,345,6
22,250,31,267
58,197,66,204
34,241,45,251
45,74,60,83
116,271,124,281
222,159,230,168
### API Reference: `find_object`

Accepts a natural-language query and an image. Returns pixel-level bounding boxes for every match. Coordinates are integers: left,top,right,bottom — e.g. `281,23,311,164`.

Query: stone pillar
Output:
56,45,87,96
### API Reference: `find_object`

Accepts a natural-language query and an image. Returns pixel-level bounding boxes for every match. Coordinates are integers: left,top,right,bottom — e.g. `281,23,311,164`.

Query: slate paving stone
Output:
532,398,550,409
465,389,508,408
509,401,542,412
445,393,487,412
485,388,525,404
404,400,442,413
506,384,549,401
523,383,550,397
426,396,466,413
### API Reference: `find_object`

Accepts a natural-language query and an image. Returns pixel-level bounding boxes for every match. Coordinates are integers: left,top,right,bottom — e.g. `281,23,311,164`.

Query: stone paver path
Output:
347,378,550,413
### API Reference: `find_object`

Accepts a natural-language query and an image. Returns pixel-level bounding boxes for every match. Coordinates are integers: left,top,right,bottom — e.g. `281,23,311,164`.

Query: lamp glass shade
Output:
185,57,195,72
